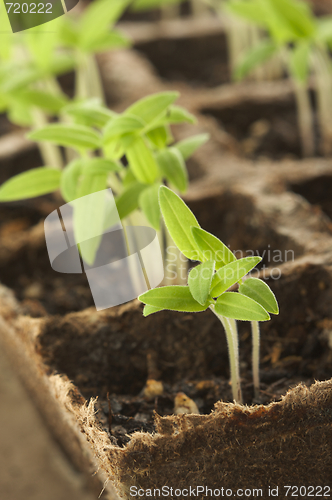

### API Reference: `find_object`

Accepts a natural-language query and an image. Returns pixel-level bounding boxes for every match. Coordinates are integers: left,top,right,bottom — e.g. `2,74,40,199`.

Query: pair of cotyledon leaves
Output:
139,186,279,322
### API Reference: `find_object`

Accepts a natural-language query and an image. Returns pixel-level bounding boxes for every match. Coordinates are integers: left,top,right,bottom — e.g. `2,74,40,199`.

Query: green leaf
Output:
163,105,196,125
156,147,188,193
267,0,316,40
317,17,332,43
146,126,168,149
60,159,83,202
239,277,279,314
14,89,68,113
126,92,179,125
191,226,236,269
83,158,122,175
116,182,146,219
126,136,159,184
225,0,268,27
7,101,32,127
29,124,101,151
138,285,210,312
234,41,277,81
188,260,215,306
103,114,144,144
84,30,131,53
210,256,261,297
1,66,42,93
122,168,137,188
215,292,270,321
64,99,116,128
78,0,130,51
288,42,310,83
0,167,61,201
131,0,185,11
138,184,160,230
175,133,209,160
159,186,202,261
143,304,165,316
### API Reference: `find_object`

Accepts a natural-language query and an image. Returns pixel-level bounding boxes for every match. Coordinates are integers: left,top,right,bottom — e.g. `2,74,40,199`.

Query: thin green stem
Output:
209,305,243,404
292,77,315,157
31,108,64,169
251,320,260,400
313,46,332,156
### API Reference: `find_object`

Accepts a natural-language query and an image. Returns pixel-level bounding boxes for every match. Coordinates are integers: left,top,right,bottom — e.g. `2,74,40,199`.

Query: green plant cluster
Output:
225,0,332,156
0,92,208,264
139,187,279,403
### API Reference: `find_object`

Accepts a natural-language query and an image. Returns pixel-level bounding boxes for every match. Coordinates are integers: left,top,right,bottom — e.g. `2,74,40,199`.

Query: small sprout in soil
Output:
225,0,332,157
174,392,199,415
139,186,279,404
0,92,208,272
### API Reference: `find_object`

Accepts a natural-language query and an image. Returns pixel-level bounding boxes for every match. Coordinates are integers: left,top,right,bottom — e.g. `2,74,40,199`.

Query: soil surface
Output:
36,294,332,448
135,31,229,88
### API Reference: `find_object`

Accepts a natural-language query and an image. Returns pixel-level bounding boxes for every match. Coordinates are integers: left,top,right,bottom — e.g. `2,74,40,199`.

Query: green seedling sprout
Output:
225,0,332,157
0,0,131,168
138,186,279,403
0,92,208,275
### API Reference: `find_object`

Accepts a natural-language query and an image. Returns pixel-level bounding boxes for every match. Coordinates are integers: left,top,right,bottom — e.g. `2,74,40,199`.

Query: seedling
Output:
0,92,208,274
138,186,279,403
0,0,131,167
225,0,332,157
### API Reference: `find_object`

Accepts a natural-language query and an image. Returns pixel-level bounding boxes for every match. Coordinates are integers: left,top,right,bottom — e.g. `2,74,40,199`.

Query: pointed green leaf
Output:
239,277,279,314
28,124,101,151
139,184,160,230
146,126,168,149
215,292,270,321
103,114,144,144
188,260,215,306
234,41,277,81
61,160,83,203
126,136,158,184
138,285,209,312
225,0,268,26
159,186,202,261
0,167,61,201
126,92,179,125
156,147,188,193
175,133,209,160
84,30,130,53
143,304,164,316
116,182,146,219
79,0,130,50
64,99,116,128
191,226,236,269
210,256,261,297
83,158,122,175
14,89,68,113
163,105,196,125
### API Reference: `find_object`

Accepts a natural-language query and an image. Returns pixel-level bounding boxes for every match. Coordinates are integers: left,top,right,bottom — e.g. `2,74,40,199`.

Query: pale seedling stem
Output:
292,77,315,157
251,320,260,400
209,305,243,404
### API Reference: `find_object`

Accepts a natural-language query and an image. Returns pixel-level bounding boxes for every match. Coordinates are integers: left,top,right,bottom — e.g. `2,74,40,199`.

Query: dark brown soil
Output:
36,269,332,448
135,31,229,88
290,174,332,220
202,96,304,160
0,114,15,137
